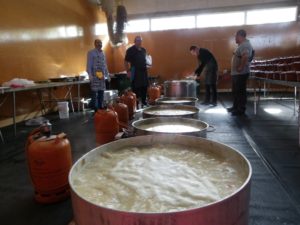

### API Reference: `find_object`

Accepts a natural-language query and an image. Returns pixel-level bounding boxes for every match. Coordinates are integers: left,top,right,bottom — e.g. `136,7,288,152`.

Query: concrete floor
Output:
0,93,300,225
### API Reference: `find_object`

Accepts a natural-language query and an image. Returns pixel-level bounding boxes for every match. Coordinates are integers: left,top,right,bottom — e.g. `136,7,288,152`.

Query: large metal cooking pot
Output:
142,105,199,118
164,80,197,97
69,135,252,225
156,97,198,106
132,117,208,137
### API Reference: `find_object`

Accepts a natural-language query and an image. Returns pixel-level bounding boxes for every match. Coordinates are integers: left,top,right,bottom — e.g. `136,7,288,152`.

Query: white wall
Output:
124,0,296,16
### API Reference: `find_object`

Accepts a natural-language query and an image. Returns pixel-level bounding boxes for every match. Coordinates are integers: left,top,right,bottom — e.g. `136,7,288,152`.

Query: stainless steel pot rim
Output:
165,80,196,83
132,117,208,133
156,97,198,101
143,105,199,114
69,134,252,215
155,97,198,105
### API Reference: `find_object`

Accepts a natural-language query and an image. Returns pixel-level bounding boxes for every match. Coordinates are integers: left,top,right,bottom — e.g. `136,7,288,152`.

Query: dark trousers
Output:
90,90,104,111
232,74,249,113
204,84,217,103
132,86,148,106
196,80,201,98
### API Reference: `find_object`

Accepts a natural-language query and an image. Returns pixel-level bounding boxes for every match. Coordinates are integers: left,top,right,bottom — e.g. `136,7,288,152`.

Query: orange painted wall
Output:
0,0,103,124
106,22,300,81
0,0,102,83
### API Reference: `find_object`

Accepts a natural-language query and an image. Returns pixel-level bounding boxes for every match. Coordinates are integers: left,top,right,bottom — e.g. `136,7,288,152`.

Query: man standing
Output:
190,46,218,106
87,39,110,111
124,36,149,108
228,29,253,116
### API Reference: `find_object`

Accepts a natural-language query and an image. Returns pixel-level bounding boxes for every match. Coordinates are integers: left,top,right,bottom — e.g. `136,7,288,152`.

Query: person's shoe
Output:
142,103,149,108
231,111,245,116
227,107,235,112
200,101,210,105
211,101,217,106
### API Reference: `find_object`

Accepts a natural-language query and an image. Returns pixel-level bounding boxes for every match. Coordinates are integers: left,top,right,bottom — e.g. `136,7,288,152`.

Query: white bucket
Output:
57,101,69,119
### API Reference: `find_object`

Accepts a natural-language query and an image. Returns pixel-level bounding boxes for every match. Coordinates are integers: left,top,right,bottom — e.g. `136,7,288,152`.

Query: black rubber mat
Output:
0,97,300,225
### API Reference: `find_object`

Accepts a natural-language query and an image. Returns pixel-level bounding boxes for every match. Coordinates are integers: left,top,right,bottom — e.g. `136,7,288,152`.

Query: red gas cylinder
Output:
127,90,137,111
94,108,119,145
112,102,129,131
148,85,161,105
157,84,164,95
120,93,135,120
26,122,72,204
156,84,163,94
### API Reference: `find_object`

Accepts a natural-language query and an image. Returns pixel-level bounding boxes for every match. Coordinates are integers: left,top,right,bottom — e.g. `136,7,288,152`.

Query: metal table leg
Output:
0,95,9,140
69,92,74,113
254,81,257,115
298,96,300,147
67,86,74,113
36,89,47,115
77,82,81,112
12,91,16,136
255,80,262,115
263,81,266,98
294,86,297,116
0,130,4,143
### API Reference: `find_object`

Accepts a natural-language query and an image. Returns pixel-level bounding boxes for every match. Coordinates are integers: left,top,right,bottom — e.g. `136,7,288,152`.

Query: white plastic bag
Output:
146,54,152,68
2,78,35,88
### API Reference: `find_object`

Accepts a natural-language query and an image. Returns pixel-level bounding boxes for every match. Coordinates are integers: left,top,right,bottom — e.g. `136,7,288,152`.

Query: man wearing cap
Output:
228,29,253,116
124,36,149,108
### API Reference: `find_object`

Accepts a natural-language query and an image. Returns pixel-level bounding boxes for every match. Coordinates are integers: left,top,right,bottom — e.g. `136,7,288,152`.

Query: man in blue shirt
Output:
86,39,110,111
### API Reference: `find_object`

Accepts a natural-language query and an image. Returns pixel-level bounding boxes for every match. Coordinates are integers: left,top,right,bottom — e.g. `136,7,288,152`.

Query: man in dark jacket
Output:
124,36,149,108
190,46,218,106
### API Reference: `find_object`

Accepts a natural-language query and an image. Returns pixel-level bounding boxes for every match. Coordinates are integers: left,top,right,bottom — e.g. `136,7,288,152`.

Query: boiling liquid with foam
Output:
73,144,246,213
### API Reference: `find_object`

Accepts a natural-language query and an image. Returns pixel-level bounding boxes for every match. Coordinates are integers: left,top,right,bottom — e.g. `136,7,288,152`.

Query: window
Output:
0,25,84,43
92,6,298,36
246,7,297,25
125,19,150,33
65,26,82,38
197,12,245,28
95,23,108,36
151,16,195,31
47,26,84,39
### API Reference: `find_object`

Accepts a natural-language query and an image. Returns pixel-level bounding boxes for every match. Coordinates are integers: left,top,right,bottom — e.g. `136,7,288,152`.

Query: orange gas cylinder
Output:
26,124,72,204
148,85,161,105
112,102,129,131
120,94,135,120
94,108,119,145
127,90,137,111
157,84,163,95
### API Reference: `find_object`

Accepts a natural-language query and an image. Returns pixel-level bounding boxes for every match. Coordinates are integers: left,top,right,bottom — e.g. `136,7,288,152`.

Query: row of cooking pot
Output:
69,96,252,225
133,100,209,138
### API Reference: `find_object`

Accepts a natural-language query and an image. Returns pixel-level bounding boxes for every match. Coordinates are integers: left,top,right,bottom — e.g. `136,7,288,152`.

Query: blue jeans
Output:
90,90,104,111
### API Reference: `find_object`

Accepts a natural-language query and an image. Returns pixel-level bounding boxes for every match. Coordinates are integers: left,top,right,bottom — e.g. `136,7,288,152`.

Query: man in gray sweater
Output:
228,29,253,116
